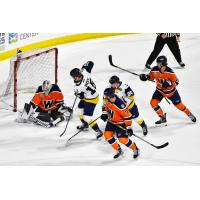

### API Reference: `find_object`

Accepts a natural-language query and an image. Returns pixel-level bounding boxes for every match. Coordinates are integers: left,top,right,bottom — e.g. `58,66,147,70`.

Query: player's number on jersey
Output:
127,91,134,96
86,86,96,95
86,79,96,95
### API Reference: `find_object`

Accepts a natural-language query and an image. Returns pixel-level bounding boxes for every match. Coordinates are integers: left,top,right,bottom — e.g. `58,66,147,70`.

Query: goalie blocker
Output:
16,80,73,128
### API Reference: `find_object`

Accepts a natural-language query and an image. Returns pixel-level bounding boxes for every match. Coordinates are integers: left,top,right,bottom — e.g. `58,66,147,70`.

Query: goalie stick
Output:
108,55,171,104
60,95,78,137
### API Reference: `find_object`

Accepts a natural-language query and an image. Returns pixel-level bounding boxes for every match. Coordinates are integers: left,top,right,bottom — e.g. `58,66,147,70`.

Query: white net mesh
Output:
0,48,58,111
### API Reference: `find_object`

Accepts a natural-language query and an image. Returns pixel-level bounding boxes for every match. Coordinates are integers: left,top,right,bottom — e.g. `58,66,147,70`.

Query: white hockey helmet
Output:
42,80,52,94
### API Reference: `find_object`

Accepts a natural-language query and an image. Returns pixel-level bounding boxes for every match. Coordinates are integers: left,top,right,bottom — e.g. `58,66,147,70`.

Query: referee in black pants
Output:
145,33,185,69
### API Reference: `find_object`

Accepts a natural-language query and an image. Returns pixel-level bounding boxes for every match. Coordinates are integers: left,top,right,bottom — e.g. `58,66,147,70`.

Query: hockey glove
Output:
162,80,172,88
81,61,94,73
140,74,149,81
101,112,108,122
126,126,134,136
58,104,73,114
66,107,73,113
75,91,84,99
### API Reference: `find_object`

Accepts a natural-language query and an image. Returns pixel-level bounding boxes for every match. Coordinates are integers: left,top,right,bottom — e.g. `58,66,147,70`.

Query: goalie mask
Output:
42,80,52,95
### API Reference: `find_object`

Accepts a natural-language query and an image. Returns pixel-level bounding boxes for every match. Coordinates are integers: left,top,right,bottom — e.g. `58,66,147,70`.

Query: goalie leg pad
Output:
36,112,52,122
29,115,50,128
16,102,35,123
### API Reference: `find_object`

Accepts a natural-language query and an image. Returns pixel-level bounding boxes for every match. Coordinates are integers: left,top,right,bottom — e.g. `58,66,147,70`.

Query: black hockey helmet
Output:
70,68,82,78
156,55,167,66
104,88,115,98
109,75,120,84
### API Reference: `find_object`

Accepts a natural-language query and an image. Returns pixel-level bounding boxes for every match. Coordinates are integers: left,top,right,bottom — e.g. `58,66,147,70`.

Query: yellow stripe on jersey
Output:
79,114,84,120
83,96,99,104
89,120,97,128
128,99,135,109
137,119,144,125
127,95,135,100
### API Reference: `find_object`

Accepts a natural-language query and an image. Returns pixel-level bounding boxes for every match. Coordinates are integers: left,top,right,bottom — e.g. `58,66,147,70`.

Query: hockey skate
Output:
188,112,197,123
155,113,167,126
113,147,124,159
96,129,103,140
142,123,148,136
133,145,140,159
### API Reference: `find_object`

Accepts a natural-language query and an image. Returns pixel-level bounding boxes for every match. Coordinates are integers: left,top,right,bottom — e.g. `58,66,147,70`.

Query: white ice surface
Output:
0,33,200,165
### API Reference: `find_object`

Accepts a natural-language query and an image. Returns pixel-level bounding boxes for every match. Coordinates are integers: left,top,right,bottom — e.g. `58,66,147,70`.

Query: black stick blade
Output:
60,131,65,137
155,142,169,149
108,55,114,66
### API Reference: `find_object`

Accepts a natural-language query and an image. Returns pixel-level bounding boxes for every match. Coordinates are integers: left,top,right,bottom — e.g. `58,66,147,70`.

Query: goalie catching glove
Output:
58,103,73,114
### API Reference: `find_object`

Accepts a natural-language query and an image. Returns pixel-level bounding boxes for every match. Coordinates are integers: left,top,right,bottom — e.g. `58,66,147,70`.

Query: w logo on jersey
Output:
43,100,53,109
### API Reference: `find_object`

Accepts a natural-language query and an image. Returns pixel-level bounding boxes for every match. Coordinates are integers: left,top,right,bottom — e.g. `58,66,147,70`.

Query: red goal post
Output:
0,48,58,112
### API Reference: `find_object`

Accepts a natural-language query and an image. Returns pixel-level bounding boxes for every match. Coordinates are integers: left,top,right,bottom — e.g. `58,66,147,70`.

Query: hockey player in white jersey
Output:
70,61,103,140
108,75,148,136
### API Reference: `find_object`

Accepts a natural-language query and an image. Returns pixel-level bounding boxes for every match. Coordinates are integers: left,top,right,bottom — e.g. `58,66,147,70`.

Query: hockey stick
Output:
117,124,169,149
132,133,169,149
65,116,101,144
109,55,141,78
60,95,78,137
108,55,171,104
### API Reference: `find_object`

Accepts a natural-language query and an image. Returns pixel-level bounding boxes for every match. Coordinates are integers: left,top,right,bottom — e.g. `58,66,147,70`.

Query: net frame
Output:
1,48,58,112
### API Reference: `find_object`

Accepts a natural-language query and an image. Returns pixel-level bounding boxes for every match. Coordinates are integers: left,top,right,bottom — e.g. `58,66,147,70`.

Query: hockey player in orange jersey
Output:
17,80,72,128
140,55,196,125
101,87,139,159
108,75,148,136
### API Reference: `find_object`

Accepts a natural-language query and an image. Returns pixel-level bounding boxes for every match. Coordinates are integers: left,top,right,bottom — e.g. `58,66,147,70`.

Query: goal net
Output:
0,48,58,112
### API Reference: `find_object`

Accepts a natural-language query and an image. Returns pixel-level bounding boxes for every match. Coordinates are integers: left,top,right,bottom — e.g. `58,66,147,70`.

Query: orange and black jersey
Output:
148,66,179,97
31,84,64,111
103,95,132,126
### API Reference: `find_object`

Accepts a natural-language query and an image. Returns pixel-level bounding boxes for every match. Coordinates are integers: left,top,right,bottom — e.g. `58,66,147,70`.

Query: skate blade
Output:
96,135,104,141
76,128,89,132
155,122,167,127
113,152,124,160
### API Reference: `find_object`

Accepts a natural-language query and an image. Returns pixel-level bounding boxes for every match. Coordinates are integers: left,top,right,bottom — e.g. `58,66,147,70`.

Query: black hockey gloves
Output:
101,112,108,122
140,74,149,81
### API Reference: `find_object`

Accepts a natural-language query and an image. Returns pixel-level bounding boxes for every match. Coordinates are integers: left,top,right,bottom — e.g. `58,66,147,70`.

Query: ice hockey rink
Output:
0,33,200,165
